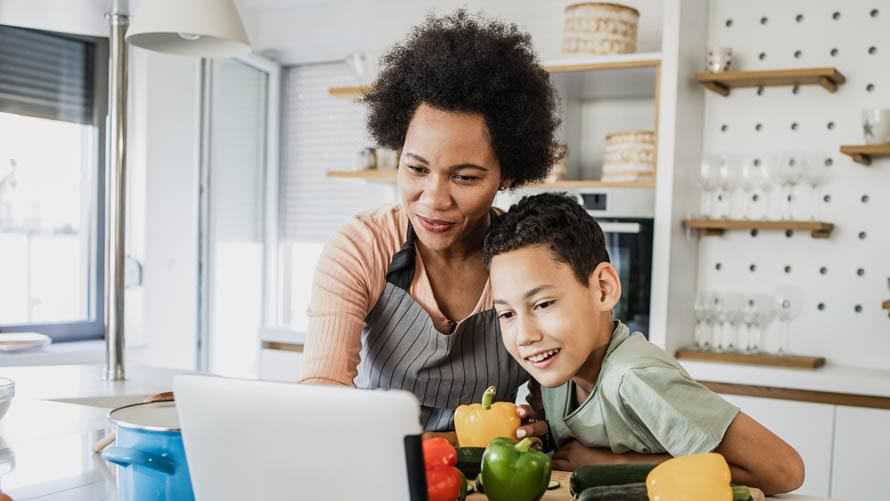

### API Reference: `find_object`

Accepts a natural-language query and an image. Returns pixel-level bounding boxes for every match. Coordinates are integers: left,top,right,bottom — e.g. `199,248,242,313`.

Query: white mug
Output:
862,109,890,144
707,47,732,73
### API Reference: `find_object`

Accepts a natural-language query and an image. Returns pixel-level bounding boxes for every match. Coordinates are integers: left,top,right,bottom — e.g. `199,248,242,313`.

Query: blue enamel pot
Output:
102,400,195,501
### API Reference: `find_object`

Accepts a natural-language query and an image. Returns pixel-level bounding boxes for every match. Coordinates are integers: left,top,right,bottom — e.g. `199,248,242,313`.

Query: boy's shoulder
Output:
598,327,692,394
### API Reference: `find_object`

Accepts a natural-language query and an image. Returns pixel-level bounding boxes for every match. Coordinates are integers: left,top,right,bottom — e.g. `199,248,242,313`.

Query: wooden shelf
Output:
326,170,655,189
883,300,890,310
683,219,834,239
328,85,371,99
695,67,846,97
840,144,890,165
677,349,826,370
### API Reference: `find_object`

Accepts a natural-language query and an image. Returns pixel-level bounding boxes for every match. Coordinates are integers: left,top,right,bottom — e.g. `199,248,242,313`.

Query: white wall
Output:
0,0,110,37
239,0,664,66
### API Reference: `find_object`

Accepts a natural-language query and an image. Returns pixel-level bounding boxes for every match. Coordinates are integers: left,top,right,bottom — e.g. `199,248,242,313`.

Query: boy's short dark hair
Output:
483,193,610,285
362,9,565,187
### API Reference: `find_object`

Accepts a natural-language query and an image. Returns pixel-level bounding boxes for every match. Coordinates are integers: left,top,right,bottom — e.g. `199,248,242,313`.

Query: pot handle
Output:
102,446,176,475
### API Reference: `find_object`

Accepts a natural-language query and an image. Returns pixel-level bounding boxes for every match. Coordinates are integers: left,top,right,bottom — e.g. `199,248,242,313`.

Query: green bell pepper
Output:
480,437,552,501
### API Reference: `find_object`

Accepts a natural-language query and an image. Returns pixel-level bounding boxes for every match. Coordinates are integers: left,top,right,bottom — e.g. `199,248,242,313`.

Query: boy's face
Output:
491,245,618,388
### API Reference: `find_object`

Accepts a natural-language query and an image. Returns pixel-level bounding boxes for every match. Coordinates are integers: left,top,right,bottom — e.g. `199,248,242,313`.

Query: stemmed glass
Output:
773,285,802,355
754,155,776,220
710,293,727,351
803,153,832,221
723,293,745,352
693,291,713,350
738,156,759,220
716,155,739,219
776,151,807,220
698,155,719,218
742,294,775,353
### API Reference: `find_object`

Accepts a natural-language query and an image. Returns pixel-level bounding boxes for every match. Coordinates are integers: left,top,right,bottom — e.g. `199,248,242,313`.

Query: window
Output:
278,63,394,331
0,25,108,341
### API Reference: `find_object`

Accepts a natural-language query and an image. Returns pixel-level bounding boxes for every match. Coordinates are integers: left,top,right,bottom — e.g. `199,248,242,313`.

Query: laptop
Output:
174,375,427,501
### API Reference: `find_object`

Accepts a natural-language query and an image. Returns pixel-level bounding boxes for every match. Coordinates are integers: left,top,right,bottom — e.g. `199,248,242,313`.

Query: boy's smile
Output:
491,244,618,388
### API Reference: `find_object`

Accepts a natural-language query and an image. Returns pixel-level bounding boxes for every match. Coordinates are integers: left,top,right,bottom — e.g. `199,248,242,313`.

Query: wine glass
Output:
772,285,802,355
698,155,719,218
803,153,832,221
716,155,739,219
738,156,759,220
711,293,729,351
693,291,713,350
754,155,776,221
744,294,775,353
723,293,745,352
776,151,807,220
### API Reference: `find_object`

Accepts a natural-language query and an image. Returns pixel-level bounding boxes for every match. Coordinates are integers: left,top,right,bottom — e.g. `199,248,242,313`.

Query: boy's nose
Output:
515,315,541,346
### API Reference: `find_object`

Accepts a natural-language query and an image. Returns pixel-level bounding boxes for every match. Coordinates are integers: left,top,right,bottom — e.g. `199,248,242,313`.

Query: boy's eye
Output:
406,165,427,174
497,311,515,321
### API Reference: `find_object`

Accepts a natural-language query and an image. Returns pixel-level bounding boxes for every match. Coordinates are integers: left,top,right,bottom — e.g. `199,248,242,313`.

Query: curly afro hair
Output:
362,9,565,187
483,193,610,285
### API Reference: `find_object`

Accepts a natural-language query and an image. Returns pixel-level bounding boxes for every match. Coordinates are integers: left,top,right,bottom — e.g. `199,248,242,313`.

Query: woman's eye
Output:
454,174,480,183
497,311,514,321
535,300,555,311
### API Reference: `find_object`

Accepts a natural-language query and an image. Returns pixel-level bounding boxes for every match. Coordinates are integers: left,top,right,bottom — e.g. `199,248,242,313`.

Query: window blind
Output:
281,63,394,243
0,24,94,125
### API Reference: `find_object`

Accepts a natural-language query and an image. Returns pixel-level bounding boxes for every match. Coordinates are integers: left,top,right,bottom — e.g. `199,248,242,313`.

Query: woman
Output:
299,10,563,434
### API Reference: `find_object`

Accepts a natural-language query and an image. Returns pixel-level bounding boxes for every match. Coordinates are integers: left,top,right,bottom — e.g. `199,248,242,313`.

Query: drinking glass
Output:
738,156,758,220
803,153,832,221
723,293,745,352
754,155,776,220
716,155,739,219
698,155,719,218
773,285,802,355
776,151,807,220
693,291,712,350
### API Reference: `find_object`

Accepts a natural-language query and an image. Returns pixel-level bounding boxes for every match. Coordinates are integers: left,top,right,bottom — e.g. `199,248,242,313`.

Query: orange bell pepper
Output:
646,453,733,501
454,386,520,448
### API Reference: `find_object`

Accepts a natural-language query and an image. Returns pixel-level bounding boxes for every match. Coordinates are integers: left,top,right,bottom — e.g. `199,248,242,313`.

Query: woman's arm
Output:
715,412,805,496
299,219,385,386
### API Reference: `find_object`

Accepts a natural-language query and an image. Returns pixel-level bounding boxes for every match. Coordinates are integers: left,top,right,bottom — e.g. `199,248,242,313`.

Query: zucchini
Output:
569,463,658,495
455,447,485,479
577,482,755,501
576,482,649,501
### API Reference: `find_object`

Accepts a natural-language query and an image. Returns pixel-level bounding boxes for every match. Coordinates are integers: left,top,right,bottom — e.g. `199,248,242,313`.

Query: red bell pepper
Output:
422,438,467,501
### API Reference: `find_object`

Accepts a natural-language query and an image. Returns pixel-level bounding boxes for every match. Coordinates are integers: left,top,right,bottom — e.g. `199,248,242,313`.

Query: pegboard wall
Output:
698,0,890,369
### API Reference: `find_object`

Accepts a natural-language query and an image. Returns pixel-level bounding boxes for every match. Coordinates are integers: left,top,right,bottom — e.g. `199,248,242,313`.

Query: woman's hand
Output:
515,404,550,440
551,440,671,471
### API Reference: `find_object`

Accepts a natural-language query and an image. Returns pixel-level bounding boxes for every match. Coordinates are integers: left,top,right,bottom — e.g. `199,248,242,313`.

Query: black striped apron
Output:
354,223,529,431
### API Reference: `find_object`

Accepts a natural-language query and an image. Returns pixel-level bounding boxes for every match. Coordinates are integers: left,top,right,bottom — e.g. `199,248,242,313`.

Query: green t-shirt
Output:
542,322,739,457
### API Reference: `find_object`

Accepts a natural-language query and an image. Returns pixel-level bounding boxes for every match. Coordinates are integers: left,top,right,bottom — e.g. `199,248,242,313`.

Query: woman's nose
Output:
418,174,452,210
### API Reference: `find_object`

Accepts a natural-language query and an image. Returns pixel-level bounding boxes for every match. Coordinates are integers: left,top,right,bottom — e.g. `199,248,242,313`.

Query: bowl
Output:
0,378,14,421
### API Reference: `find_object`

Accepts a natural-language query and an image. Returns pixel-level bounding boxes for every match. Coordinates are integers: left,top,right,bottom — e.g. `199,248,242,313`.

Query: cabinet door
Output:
831,406,890,500
719,394,833,497
259,348,304,383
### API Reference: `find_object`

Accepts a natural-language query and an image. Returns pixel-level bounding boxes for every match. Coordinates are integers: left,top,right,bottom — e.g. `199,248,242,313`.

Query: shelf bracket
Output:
818,77,838,93
702,81,730,97
851,153,872,166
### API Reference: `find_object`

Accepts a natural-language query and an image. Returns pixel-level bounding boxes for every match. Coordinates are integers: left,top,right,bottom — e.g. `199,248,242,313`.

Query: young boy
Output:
483,193,805,496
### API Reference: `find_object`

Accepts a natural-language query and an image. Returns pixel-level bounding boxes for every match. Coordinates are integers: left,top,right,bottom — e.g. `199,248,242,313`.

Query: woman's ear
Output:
588,262,622,311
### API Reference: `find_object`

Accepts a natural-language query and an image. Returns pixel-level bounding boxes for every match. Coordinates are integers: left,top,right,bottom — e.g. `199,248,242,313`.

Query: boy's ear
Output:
587,262,622,311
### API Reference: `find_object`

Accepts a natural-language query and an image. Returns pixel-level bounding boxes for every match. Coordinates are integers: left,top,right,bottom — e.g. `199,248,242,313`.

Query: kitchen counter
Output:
0,364,834,500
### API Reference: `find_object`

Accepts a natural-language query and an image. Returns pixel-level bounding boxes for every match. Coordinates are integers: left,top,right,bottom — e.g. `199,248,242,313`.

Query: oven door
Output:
598,219,653,338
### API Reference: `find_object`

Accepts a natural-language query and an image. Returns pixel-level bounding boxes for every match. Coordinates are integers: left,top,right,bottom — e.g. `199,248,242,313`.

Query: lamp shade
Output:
126,0,251,57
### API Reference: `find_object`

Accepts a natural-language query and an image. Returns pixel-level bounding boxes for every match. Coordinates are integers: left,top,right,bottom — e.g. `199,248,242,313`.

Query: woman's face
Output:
399,103,505,253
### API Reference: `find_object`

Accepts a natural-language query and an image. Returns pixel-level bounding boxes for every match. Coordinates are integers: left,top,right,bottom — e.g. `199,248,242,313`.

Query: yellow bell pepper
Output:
454,386,520,448
646,453,733,501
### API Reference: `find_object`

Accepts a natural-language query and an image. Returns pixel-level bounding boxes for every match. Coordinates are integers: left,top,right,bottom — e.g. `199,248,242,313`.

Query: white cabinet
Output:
831,406,890,500
719,394,834,497
259,348,304,383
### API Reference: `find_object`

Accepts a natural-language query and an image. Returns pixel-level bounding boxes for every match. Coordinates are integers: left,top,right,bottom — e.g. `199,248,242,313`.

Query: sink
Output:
52,395,151,409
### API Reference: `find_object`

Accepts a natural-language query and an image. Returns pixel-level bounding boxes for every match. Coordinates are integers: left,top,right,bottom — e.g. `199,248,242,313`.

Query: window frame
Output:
0,27,108,342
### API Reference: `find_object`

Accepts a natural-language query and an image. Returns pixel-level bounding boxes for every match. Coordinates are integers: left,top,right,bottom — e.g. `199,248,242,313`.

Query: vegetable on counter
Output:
569,463,658,495
646,453,733,501
422,437,468,501
454,385,520,448
480,437,551,501
576,483,758,501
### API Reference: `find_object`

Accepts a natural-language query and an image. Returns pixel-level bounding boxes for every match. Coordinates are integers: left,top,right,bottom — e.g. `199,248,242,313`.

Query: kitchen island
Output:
0,365,831,500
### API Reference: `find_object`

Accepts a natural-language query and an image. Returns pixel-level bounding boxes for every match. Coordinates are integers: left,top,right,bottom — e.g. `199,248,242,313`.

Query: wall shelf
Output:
883,300,890,310
683,219,834,238
676,349,826,370
695,67,846,97
328,85,371,99
326,169,655,189
839,144,890,166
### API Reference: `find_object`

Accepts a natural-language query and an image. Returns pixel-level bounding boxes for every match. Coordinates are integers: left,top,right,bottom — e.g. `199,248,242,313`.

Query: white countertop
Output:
681,360,890,398
0,364,836,500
